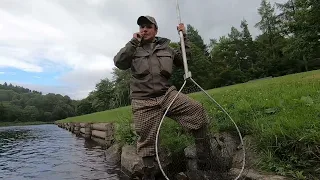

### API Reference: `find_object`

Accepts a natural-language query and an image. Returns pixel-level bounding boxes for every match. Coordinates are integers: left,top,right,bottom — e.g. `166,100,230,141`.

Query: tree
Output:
23,106,40,122
111,68,131,107
277,0,320,72
0,103,6,121
186,24,209,56
255,0,281,62
92,78,115,111
184,25,214,90
0,82,79,122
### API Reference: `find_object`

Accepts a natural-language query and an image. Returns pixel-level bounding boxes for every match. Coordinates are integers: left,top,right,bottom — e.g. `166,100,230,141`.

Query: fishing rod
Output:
154,0,246,179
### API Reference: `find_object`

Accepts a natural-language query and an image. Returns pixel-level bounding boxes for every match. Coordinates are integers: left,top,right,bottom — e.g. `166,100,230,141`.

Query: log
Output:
84,123,92,139
92,130,107,139
91,123,110,131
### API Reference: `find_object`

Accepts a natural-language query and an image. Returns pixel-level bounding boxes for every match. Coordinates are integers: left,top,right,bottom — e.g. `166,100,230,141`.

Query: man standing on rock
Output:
113,15,222,179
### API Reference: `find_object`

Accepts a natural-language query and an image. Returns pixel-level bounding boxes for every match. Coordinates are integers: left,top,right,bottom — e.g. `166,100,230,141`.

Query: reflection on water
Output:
0,124,124,180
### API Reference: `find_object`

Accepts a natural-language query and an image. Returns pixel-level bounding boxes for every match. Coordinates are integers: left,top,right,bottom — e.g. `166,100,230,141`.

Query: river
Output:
0,124,128,180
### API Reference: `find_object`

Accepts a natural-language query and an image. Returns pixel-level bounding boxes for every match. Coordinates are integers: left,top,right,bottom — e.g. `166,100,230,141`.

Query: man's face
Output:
139,23,157,42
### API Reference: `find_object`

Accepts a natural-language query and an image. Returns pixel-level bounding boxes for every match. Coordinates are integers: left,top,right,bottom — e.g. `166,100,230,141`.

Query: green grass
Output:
57,70,320,179
60,106,133,123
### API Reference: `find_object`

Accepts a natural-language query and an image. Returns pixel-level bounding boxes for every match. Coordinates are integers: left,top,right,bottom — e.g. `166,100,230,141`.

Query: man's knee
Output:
191,100,207,119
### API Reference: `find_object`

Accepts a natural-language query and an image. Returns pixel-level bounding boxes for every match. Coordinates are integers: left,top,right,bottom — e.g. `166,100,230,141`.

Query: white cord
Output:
190,77,246,180
155,77,245,180
155,80,187,180
154,1,246,179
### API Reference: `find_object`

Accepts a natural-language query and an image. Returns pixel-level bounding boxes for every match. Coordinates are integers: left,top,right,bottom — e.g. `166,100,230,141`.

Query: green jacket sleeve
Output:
113,38,140,70
173,34,192,68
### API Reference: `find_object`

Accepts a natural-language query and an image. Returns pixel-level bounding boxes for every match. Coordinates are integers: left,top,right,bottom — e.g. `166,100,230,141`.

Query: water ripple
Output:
0,124,124,180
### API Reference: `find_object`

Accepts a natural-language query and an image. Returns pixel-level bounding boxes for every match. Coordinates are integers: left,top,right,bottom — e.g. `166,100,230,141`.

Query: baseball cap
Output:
137,15,158,29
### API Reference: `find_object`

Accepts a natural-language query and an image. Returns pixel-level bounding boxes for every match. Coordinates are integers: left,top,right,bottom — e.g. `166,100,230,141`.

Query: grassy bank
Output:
57,70,320,179
0,121,53,127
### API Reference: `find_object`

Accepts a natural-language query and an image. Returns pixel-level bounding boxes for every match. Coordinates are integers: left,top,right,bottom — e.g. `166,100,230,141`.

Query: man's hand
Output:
177,23,186,35
133,32,143,42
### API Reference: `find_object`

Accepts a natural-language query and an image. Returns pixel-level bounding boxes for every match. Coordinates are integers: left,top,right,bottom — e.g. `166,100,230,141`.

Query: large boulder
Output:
120,144,172,179
105,143,122,164
181,132,289,180
120,145,144,178
184,144,197,171
176,170,230,180
184,132,240,172
229,168,289,180
232,135,260,169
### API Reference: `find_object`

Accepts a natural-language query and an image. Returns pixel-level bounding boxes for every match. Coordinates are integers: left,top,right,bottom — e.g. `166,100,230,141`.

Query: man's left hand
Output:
177,23,186,35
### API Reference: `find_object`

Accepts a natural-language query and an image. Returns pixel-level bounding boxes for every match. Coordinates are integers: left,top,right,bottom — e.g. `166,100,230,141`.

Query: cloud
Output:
0,0,286,100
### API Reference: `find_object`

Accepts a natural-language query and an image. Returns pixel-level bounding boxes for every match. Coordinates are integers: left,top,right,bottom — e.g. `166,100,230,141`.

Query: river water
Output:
0,124,127,180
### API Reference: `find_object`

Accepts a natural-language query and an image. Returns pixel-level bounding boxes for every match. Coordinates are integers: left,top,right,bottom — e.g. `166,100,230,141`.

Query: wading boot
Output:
192,125,222,172
142,166,156,180
142,156,156,180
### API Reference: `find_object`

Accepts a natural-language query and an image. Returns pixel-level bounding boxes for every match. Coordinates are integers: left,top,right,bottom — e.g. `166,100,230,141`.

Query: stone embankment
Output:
56,122,288,180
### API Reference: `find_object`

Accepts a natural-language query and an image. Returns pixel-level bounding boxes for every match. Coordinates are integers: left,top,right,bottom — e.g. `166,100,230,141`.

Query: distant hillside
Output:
0,82,78,123
0,82,42,94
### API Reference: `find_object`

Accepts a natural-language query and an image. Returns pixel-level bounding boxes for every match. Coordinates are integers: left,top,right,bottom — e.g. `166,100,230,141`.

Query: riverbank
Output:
0,121,53,127
56,70,320,179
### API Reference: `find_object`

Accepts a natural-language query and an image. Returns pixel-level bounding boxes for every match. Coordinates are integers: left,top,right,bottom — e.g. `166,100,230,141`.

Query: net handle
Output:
176,0,192,80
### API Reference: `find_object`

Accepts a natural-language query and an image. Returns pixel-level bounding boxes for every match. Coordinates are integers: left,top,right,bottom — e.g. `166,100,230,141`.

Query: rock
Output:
120,145,144,177
184,132,240,172
120,144,172,179
176,172,188,180
184,144,196,158
156,146,172,171
176,168,288,180
184,170,231,180
182,132,289,179
210,132,240,171
210,131,240,158
229,168,289,180
105,143,122,164
184,144,197,171
232,135,260,169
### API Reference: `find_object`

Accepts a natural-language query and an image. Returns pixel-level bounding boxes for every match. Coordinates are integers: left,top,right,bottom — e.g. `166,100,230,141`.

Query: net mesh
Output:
153,79,246,180
111,79,246,179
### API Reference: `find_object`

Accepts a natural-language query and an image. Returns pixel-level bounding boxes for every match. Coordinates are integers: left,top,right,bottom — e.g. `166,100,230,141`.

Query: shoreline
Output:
55,122,289,180
0,121,53,127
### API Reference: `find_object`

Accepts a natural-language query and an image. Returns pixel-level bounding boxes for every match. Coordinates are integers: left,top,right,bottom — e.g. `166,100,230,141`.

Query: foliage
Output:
0,83,77,123
114,114,137,145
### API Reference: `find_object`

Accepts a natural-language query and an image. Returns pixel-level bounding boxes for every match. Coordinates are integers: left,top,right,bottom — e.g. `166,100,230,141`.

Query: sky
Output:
0,0,286,100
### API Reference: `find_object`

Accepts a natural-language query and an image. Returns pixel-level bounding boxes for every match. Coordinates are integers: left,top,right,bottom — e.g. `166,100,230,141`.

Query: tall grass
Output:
57,70,320,179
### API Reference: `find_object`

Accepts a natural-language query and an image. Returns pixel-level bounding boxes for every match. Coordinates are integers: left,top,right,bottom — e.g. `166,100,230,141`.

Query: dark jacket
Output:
113,35,191,99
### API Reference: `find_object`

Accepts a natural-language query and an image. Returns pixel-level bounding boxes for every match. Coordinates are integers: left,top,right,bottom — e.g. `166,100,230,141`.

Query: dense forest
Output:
1,0,319,123
0,82,78,123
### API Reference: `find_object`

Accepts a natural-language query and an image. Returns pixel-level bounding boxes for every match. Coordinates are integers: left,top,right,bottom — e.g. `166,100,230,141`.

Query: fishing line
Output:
154,0,246,179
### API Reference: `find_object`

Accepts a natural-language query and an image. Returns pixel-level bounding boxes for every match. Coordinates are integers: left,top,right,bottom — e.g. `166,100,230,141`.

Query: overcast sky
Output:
0,0,286,100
